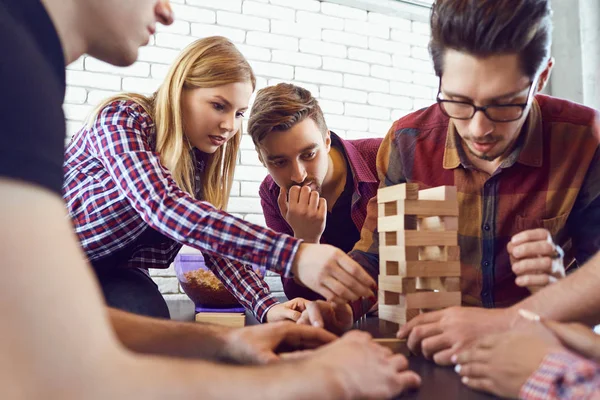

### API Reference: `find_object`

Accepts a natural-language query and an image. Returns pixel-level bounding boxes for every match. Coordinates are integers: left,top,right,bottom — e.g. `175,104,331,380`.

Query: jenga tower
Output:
378,183,461,326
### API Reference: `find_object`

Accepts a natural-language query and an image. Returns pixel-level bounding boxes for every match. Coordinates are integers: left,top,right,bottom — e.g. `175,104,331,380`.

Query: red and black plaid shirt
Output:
63,100,300,321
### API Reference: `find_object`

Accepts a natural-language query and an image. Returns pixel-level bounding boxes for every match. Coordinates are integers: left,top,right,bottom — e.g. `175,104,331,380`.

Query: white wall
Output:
63,0,435,301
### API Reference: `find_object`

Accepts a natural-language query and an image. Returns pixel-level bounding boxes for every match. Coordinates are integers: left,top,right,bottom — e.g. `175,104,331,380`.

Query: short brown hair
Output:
248,83,328,148
429,0,553,79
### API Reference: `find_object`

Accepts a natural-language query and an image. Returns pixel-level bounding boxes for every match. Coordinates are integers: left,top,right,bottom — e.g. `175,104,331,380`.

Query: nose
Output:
290,161,307,184
155,1,174,26
469,109,495,140
219,112,236,133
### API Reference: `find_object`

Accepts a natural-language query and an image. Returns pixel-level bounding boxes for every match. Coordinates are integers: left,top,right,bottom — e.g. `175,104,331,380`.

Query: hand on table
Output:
396,306,515,365
221,321,337,365
265,297,311,323
453,321,563,399
508,229,565,293
278,185,326,243
310,331,420,400
291,243,376,305
296,300,354,335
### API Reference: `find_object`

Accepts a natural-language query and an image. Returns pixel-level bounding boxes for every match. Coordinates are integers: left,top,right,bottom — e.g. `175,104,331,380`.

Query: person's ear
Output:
536,57,554,93
325,130,332,152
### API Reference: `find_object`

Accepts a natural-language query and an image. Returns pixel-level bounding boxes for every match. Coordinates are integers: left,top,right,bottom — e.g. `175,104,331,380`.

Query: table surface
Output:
354,317,500,400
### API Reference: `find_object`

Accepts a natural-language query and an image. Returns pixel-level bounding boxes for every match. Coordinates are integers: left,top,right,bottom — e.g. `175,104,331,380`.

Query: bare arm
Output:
108,307,230,359
511,251,600,326
0,179,344,400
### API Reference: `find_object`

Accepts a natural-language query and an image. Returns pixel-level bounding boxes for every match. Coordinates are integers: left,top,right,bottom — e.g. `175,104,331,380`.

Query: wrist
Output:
293,231,321,244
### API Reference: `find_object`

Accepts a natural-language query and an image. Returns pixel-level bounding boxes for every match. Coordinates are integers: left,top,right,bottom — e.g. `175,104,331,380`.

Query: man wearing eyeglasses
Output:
346,0,600,365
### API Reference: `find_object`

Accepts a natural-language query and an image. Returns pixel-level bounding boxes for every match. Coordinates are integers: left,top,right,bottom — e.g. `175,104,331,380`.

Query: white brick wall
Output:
62,0,435,301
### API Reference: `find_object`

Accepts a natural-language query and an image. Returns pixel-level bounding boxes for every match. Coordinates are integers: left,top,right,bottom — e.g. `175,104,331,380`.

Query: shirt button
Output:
484,182,490,188
482,291,489,298
483,261,490,267
483,224,491,231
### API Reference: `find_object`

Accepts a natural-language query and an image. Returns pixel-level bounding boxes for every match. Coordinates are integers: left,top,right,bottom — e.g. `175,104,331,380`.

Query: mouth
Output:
208,135,227,146
470,141,497,153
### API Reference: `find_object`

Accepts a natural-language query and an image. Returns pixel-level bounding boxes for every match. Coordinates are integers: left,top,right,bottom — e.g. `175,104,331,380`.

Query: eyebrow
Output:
442,85,530,102
266,143,319,161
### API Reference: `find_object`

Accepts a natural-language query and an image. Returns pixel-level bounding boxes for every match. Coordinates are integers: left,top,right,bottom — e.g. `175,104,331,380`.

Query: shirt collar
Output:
443,97,543,170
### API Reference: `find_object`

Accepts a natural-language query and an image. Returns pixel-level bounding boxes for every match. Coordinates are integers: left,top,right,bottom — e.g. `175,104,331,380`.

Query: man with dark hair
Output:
346,0,600,367
243,83,382,328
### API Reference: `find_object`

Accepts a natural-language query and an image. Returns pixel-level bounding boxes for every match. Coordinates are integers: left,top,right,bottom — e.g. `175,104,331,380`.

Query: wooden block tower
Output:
378,183,462,327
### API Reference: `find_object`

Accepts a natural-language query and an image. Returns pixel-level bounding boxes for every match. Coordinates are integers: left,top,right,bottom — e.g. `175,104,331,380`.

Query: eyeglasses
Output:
436,80,535,123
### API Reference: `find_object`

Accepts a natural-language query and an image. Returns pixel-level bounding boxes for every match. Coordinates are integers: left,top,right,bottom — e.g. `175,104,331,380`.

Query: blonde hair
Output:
88,36,255,210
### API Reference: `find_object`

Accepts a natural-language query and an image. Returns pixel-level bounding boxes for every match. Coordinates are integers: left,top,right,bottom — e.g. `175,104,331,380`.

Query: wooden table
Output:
354,317,500,400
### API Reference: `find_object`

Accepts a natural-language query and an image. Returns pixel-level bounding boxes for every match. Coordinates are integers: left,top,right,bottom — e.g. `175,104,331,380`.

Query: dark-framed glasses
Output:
436,80,535,123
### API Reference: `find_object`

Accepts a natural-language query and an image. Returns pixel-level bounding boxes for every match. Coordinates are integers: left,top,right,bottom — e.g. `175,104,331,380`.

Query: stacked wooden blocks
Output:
378,183,462,327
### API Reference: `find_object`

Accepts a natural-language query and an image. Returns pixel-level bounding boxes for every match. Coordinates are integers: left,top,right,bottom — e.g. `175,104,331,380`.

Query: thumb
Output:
543,320,600,361
278,188,288,217
283,308,303,322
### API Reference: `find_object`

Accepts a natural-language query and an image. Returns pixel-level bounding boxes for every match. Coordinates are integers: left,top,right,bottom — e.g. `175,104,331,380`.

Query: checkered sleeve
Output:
88,101,301,277
348,122,405,320
520,351,600,400
203,253,279,322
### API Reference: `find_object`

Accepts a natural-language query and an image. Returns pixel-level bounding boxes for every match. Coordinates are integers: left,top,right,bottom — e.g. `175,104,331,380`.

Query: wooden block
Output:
379,304,420,325
379,288,400,305
374,338,410,356
418,186,457,201
378,183,419,203
442,277,461,292
404,199,459,217
416,277,444,291
195,312,245,328
405,260,461,277
404,291,461,309
446,246,460,261
379,276,417,293
441,216,459,231
404,231,458,247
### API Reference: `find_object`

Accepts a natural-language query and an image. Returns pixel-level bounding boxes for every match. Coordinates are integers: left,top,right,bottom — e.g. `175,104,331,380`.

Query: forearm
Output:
513,251,600,325
129,354,339,400
109,308,237,360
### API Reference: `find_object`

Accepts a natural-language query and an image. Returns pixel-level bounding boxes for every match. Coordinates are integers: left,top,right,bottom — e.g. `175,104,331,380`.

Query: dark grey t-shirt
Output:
0,0,66,195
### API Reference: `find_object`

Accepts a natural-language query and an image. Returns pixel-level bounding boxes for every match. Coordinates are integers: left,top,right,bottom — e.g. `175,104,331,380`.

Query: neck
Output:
462,135,520,175
40,0,88,65
321,147,347,211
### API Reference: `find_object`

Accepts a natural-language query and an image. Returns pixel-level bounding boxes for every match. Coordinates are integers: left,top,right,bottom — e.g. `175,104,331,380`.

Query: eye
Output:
270,160,286,168
301,151,316,160
212,102,225,111
236,111,245,118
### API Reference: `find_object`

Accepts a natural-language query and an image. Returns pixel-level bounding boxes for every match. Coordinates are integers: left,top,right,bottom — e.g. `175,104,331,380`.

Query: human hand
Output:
296,300,354,335
220,321,337,365
453,323,562,398
278,186,326,243
265,298,311,323
291,243,376,305
542,319,600,362
396,306,515,365
508,229,565,293
310,331,421,400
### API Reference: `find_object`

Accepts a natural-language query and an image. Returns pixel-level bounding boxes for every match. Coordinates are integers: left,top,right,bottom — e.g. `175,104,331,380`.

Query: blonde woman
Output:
63,36,375,319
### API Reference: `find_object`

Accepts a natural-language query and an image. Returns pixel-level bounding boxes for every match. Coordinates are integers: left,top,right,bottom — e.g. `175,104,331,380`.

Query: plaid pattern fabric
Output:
63,100,301,321
349,95,600,318
521,351,600,399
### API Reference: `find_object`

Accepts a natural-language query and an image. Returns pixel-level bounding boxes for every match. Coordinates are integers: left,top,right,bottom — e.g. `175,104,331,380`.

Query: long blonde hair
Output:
89,36,255,210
